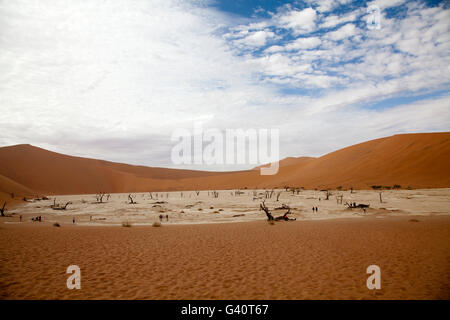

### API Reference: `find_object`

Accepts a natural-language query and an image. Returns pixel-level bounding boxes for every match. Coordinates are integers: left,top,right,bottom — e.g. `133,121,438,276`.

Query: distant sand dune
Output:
0,132,449,200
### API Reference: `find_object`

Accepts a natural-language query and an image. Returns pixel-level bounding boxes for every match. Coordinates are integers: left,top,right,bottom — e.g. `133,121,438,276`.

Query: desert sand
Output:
1,188,449,299
0,215,449,300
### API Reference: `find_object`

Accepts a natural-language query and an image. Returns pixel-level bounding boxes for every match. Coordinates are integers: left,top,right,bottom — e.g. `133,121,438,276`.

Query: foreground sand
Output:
1,215,449,299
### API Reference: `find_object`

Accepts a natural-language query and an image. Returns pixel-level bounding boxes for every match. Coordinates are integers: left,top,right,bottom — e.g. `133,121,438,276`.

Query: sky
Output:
0,0,449,171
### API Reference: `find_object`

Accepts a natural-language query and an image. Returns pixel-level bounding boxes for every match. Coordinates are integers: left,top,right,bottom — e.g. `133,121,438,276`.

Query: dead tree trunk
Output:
276,191,282,201
128,194,136,204
52,201,71,210
0,202,6,216
379,192,382,203
96,194,105,203
260,202,274,221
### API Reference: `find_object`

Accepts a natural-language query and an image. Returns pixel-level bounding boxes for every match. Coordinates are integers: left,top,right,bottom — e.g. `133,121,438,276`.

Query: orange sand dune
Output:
0,132,449,196
171,132,450,190
0,174,36,207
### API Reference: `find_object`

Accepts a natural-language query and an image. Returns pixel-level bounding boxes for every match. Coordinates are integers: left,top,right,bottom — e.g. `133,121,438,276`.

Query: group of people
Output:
31,216,42,222
312,206,319,213
159,214,169,222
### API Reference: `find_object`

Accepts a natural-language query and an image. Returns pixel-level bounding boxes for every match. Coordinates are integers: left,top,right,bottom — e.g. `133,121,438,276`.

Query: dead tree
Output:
325,190,330,200
128,194,136,204
52,202,71,210
274,203,290,210
260,202,295,221
195,191,200,196
276,191,282,201
379,192,382,203
345,202,369,209
275,207,296,221
0,202,6,217
96,193,105,203
336,195,343,204
260,202,274,221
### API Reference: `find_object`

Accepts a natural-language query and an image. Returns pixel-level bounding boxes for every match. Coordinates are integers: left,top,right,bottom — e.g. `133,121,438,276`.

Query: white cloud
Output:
305,0,352,13
0,0,449,170
326,23,357,40
367,0,406,10
286,37,322,50
275,7,317,35
320,11,359,29
234,30,276,47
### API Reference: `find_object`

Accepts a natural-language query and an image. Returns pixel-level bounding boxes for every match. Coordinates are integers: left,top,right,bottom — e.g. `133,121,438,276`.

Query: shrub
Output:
53,222,60,227
393,184,402,189
122,221,132,227
152,221,162,227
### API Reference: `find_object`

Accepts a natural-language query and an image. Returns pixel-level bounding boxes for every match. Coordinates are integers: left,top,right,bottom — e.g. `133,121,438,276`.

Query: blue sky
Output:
211,0,450,107
0,0,449,170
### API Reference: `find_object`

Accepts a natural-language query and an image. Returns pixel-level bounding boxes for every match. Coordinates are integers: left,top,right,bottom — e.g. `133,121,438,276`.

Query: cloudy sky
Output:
1,0,449,170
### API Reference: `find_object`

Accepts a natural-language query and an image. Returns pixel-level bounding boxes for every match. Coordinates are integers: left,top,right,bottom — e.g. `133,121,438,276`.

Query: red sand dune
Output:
0,132,449,199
